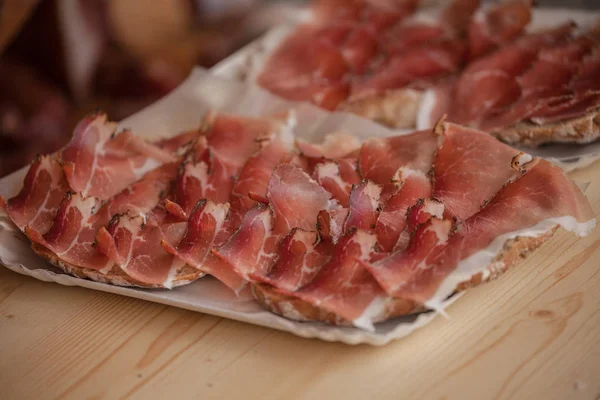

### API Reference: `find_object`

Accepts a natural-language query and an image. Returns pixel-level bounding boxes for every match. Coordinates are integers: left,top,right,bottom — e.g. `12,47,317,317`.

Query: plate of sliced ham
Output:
212,1,600,162
0,68,595,345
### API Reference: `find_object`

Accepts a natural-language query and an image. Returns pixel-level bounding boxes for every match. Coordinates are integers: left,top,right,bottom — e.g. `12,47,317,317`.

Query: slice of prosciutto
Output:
61,113,179,200
1,155,69,233
375,167,431,252
275,229,383,330
468,0,532,60
250,228,332,292
359,129,439,185
161,200,231,284
313,161,359,208
433,122,532,220
25,163,178,273
344,180,382,233
365,159,595,311
213,164,333,282
96,204,189,288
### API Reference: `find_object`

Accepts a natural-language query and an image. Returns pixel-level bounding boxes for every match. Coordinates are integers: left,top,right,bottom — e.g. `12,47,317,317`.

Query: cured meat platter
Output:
0,3,598,345
213,6,600,171
0,69,461,345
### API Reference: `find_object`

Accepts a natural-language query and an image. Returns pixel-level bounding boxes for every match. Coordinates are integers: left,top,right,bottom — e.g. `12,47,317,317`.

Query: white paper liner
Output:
0,69,593,344
211,8,600,172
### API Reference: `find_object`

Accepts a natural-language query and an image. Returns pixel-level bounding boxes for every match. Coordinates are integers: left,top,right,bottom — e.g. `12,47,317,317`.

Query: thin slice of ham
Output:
213,164,334,283
317,208,350,244
344,180,382,232
313,161,359,208
433,123,532,220
1,155,68,233
251,228,333,292
359,129,439,185
61,113,178,200
365,159,594,312
26,163,178,272
468,0,532,60
363,217,454,297
161,200,230,283
275,229,381,330
375,167,431,252
400,159,595,309
96,205,188,287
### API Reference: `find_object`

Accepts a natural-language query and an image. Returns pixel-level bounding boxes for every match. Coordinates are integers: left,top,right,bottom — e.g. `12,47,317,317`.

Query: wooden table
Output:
1,161,599,400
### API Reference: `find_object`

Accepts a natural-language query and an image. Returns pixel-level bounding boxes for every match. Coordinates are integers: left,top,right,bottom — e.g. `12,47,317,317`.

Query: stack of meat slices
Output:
2,113,595,330
257,0,533,128
419,21,600,146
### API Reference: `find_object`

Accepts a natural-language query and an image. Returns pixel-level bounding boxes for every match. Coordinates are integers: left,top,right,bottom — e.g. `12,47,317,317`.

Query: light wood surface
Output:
1,160,600,400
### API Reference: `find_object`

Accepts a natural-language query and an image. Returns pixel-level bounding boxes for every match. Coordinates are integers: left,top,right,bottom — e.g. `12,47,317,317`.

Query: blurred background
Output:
0,0,597,178
0,0,301,177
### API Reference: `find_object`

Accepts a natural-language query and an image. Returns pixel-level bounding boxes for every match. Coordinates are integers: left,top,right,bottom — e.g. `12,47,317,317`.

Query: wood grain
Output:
1,160,600,400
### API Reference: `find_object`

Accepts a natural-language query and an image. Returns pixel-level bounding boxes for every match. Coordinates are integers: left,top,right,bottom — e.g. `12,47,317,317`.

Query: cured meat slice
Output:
268,164,334,235
317,208,350,244
344,180,382,232
214,164,334,283
251,229,332,292
161,200,230,281
174,113,293,217
433,123,532,220
528,91,600,125
363,217,453,297
396,198,445,250
257,25,349,110
350,39,465,100
359,129,439,184
375,167,431,252
26,163,178,272
212,204,278,281
1,155,68,233
313,161,359,208
275,229,381,330
468,0,532,59
61,114,178,200
296,132,361,161
228,137,292,227
395,159,595,307
205,112,291,174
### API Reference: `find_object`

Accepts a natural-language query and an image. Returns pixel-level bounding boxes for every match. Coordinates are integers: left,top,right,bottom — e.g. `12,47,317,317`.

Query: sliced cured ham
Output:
251,229,332,292
274,229,381,330
359,129,438,184
313,161,358,207
1,155,68,233
395,159,595,307
317,208,350,244
363,217,454,297
228,136,292,227
214,164,334,282
365,159,594,312
97,208,189,288
267,164,334,235
61,114,178,200
433,123,531,220
296,132,361,161
468,0,532,59
26,163,178,273
161,200,230,281
375,167,431,252
419,23,600,145
350,39,466,100
344,180,382,232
